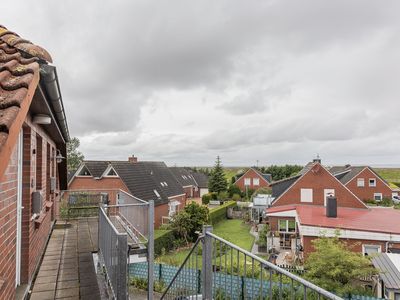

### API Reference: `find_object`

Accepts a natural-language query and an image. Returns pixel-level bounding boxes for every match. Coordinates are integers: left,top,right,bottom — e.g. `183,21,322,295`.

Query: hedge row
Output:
152,229,175,256
209,200,236,225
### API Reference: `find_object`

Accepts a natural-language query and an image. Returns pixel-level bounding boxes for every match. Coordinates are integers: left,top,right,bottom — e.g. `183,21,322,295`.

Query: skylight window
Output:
153,189,161,198
164,182,168,186
160,182,165,187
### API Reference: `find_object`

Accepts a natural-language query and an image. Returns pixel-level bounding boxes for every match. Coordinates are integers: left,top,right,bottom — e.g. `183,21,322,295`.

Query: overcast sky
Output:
2,1,400,166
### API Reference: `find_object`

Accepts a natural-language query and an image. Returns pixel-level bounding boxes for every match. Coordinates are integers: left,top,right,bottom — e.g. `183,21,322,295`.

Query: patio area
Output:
29,218,101,300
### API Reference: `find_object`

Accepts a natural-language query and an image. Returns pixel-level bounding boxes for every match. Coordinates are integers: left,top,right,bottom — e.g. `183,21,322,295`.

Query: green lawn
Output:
375,168,400,184
223,167,245,183
156,219,254,266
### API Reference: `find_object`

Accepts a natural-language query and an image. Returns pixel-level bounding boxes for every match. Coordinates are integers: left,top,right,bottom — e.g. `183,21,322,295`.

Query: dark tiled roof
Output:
298,162,316,175
84,160,111,178
0,25,52,153
372,253,400,289
270,175,301,198
328,165,365,184
169,167,197,187
112,161,184,205
190,171,209,188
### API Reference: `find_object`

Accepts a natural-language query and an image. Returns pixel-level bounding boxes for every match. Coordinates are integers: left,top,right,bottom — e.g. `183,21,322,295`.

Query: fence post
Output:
202,225,213,300
148,200,155,300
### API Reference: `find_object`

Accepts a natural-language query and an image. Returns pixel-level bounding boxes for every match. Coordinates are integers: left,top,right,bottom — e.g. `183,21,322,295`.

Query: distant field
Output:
223,167,246,183
375,168,400,184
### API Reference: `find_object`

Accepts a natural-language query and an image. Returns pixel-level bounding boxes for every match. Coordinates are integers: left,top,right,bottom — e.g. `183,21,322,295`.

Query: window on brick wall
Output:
244,178,251,186
300,188,313,203
36,134,43,190
369,178,376,187
357,178,365,187
253,178,260,186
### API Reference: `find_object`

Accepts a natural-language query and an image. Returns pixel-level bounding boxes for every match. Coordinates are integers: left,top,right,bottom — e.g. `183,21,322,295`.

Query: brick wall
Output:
302,235,400,260
346,168,393,201
235,169,270,192
68,176,130,206
273,163,366,209
0,140,18,300
154,194,186,228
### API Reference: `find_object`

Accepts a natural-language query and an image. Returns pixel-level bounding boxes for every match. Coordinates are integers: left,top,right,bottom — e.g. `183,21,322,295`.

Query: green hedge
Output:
209,201,236,225
153,229,175,256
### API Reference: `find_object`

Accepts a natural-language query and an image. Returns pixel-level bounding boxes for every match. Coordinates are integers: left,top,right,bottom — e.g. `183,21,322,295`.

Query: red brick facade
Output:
69,175,186,228
272,163,366,209
0,115,62,299
235,168,270,192
302,236,400,259
0,140,19,300
345,168,394,202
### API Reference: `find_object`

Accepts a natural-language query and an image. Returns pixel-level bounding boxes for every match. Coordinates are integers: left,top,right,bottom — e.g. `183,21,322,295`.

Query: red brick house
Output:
267,162,400,258
68,157,187,227
234,167,271,192
329,165,396,202
0,26,69,299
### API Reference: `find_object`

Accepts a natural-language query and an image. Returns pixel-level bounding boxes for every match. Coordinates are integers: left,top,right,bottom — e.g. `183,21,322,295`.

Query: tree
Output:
170,202,209,244
304,235,378,296
208,156,227,193
67,137,84,171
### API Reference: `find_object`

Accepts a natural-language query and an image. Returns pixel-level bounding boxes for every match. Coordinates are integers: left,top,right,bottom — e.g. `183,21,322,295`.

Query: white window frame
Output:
153,189,161,198
374,193,383,201
323,189,335,206
104,167,118,177
278,219,296,233
300,188,313,203
392,192,399,200
253,178,260,186
362,244,381,256
369,178,376,187
244,178,251,186
357,178,365,187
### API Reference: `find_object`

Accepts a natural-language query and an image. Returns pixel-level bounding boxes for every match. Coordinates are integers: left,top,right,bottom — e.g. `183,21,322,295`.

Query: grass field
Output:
223,167,246,183
375,168,400,184
156,219,254,266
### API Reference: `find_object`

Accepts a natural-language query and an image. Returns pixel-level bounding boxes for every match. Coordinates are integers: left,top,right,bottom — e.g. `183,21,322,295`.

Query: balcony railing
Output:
161,225,343,300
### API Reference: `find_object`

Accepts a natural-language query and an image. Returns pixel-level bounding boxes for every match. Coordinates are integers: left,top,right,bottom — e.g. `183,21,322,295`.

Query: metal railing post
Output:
147,200,155,300
202,225,213,300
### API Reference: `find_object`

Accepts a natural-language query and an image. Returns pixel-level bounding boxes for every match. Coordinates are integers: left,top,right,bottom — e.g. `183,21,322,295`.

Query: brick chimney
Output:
128,155,138,163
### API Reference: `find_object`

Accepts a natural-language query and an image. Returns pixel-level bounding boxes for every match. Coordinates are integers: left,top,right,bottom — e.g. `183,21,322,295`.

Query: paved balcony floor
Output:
29,218,100,300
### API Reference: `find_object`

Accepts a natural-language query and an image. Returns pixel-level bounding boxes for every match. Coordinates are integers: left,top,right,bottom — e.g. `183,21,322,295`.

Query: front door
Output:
16,131,23,286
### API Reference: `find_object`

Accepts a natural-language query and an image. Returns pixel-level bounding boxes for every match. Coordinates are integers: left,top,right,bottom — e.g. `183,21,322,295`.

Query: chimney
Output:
313,154,321,164
326,196,337,218
128,155,138,163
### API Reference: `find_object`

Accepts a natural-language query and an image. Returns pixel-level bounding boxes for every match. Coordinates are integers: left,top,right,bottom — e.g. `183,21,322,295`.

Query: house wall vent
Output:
326,196,337,218
32,191,43,215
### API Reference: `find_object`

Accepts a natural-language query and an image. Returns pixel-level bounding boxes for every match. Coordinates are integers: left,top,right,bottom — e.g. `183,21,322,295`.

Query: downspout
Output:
39,64,70,142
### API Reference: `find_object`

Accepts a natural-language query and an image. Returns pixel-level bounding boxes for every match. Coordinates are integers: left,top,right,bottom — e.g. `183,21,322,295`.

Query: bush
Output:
232,193,241,201
380,198,394,207
228,184,242,197
210,192,218,200
256,224,269,248
365,199,377,205
153,230,175,256
209,201,236,225
202,193,211,205
218,191,229,201
170,202,209,244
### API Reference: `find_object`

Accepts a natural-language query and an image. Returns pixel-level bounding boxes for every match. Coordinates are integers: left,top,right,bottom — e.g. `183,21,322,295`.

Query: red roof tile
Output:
0,24,49,152
268,205,400,235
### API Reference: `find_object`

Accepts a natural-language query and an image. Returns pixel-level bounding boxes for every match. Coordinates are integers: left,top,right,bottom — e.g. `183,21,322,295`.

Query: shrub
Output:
202,193,211,205
380,198,394,207
153,229,175,256
209,201,236,225
256,224,269,248
218,191,229,201
228,184,242,197
210,192,218,200
232,193,241,201
170,202,209,244
364,199,377,205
